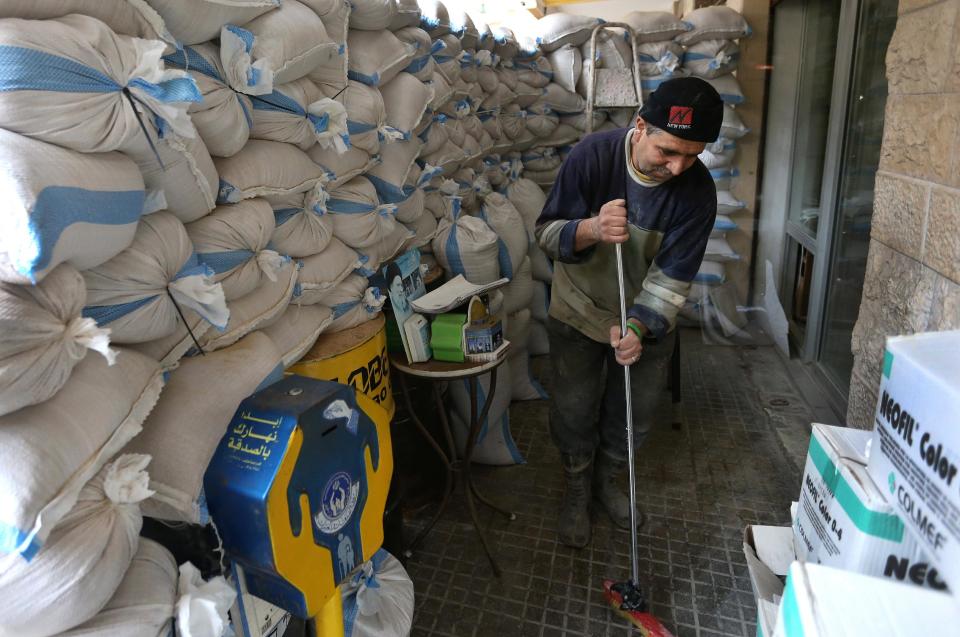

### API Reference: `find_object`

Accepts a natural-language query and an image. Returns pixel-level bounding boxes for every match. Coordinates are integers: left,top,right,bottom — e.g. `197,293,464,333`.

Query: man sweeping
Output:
535,77,723,548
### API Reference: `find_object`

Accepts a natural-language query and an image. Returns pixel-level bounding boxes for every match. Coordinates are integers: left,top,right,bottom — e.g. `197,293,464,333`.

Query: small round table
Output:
390,350,515,576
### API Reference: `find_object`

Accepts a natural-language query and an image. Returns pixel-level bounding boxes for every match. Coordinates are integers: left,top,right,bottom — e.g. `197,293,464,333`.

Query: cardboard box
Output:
743,525,795,637
866,331,960,593
773,562,959,637
794,424,947,590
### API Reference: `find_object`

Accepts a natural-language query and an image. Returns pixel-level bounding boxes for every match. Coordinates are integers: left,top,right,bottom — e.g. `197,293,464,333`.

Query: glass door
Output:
817,0,899,393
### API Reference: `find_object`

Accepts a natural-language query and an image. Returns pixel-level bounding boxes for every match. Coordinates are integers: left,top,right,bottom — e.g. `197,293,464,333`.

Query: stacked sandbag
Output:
0,455,153,637
126,331,283,522
319,273,387,333
81,211,229,349
619,12,692,103
0,266,116,417
0,347,163,560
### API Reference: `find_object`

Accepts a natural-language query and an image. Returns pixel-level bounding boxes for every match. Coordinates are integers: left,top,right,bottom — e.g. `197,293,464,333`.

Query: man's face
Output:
630,117,706,182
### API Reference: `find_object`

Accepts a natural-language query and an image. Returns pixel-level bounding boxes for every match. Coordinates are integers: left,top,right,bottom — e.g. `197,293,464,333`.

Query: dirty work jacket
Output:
535,127,716,343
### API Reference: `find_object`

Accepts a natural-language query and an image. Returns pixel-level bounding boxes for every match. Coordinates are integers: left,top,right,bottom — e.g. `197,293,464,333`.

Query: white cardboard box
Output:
744,525,795,637
794,424,947,590
773,561,960,637
866,331,960,593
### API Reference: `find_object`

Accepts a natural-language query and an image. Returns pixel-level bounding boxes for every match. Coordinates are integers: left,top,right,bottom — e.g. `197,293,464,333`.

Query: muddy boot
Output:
593,450,645,530
558,452,593,548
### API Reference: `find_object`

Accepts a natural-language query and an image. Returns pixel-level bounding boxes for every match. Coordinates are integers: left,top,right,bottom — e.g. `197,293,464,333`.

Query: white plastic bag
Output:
175,563,236,637
342,550,414,637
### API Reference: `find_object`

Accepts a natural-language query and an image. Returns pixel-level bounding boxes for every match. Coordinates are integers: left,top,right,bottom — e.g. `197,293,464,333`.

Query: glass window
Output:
786,0,841,241
819,0,899,393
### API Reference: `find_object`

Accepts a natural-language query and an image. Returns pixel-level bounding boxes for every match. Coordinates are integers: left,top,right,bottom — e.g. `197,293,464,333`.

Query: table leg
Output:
396,371,454,556
460,370,520,576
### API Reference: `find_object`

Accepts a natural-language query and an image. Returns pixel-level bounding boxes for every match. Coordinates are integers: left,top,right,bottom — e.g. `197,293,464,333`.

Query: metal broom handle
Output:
615,242,640,587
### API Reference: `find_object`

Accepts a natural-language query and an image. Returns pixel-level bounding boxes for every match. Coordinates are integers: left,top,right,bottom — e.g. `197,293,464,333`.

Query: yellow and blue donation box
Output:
203,375,393,619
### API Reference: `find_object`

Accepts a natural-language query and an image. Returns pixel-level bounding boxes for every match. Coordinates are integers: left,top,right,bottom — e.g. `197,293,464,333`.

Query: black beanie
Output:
638,77,723,143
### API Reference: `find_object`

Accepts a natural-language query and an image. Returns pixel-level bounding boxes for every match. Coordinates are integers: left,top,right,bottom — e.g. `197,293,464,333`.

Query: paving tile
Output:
402,329,813,636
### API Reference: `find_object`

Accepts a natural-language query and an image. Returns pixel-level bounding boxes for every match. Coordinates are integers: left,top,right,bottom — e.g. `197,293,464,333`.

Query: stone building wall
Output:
847,0,960,427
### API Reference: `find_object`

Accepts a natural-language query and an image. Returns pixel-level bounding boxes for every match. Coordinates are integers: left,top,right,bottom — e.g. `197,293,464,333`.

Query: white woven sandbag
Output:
394,27,435,80
350,0,398,30
499,104,527,140
720,104,749,139
126,124,220,224
82,213,228,345
534,13,603,53
707,74,745,105
524,166,561,186
292,238,364,306
448,365,524,466
525,104,560,139
515,56,553,89
395,187,426,223
366,138,424,203
426,69,455,108
268,186,335,257
0,265,116,418
303,0,351,90
129,307,211,371
502,257,533,315
676,6,751,46
512,82,540,110
507,311,545,402
541,83,586,115
477,63,499,94
710,166,739,191
634,40,684,77
390,0,421,30
559,109,607,132
416,114,448,154
197,258,297,352
717,191,746,214
528,319,549,356
683,39,739,79
162,43,253,158
59,538,178,637
348,29,415,87
522,146,561,172
0,455,152,637
491,26,520,61
327,178,411,262
0,348,162,561
621,11,689,43
342,81,403,154
477,193,527,280
308,144,375,188
0,15,200,155
381,72,435,138
431,197,500,284
459,50,479,83
541,123,580,147
546,45,581,94
341,549,414,637
128,331,283,522
432,34,462,84
417,0,449,36
249,78,349,151
187,199,286,301
0,1,173,45
504,177,546,238
221,0,339,96
699,142,736,169
261,304,334,366
461,134,482,162
216,140,328,203
322,275,386,333
420,140,465,174
581,28,632,70
703,236,739,262
0,130,148,285
146,0,276,45
401,211,438,251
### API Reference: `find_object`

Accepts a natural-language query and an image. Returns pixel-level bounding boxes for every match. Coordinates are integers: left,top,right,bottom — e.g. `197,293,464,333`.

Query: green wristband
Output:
625,322,643,340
